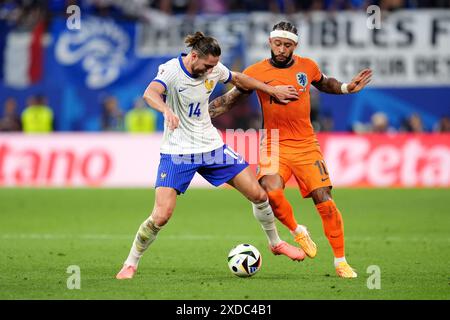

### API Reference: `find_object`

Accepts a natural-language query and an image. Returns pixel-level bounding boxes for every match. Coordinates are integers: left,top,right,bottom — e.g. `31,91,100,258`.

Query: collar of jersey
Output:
178,53,199,79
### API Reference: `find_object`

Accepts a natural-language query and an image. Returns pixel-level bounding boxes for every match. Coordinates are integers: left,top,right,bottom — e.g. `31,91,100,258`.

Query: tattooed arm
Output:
313,68,372,94
312,75,345,94
229,72,298,103
208,87,251,119
209,73,300,119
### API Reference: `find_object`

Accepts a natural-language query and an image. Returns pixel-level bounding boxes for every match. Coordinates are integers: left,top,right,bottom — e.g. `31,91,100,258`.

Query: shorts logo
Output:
160,172,167,180
296,72,308,87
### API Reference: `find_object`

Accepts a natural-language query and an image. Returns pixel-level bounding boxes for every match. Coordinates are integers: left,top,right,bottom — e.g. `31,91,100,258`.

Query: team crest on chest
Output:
296,72,308,88
204,79,214,93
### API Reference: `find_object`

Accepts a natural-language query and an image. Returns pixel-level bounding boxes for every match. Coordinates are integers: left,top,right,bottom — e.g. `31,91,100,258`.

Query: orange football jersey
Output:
243,55,322,154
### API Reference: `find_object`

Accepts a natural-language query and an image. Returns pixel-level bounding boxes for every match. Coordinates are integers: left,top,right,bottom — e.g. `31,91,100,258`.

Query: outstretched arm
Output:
313,68,372,94
230,72,299,103
208,87,250,118
209,71,302,119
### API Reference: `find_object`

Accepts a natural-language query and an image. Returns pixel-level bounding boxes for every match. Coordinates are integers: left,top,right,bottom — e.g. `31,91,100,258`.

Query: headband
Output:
270,30,298,43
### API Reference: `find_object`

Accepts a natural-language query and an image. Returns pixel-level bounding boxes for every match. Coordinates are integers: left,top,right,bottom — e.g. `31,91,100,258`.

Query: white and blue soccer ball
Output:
227,243,262,278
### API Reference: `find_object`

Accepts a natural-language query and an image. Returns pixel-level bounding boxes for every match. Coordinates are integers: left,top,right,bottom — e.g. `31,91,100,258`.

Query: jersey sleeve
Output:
310,60,323,84
151,63,177,93
216,62,232,84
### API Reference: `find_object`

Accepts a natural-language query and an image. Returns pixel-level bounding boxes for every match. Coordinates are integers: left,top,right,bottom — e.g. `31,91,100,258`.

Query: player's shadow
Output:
195,272,309,281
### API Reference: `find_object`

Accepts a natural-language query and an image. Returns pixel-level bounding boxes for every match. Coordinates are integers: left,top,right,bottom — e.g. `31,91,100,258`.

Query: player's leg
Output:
259,162,317,258
125,186,177,265
259,174,310,238
117,153,197,279
310,186,356,278
116,187,177,279
294,153,356,278
311,187,343,259
227,167,305,261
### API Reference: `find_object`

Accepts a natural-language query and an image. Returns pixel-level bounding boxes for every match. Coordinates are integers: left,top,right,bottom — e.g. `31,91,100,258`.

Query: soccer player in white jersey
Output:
116,32,303,279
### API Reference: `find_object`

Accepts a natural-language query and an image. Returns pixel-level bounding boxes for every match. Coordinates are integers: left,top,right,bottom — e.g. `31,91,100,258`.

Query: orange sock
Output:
315,200,345,258
267,189,298,231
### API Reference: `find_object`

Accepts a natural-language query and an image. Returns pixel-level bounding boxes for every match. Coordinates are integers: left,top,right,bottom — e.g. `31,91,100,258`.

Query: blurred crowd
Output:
353,112,450,133
351,112,450,133
1,0,450,30
0,94,159,133
1,1,449,134
1,94,449,133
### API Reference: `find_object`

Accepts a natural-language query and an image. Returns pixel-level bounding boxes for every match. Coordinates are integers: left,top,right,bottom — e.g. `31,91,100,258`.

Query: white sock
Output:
124,217,161,267
252,199,282,247
334,256,347,267
290,224,308,236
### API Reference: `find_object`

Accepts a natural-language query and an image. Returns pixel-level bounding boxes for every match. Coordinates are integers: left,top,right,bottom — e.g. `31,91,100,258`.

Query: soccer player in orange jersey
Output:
209,21,372,278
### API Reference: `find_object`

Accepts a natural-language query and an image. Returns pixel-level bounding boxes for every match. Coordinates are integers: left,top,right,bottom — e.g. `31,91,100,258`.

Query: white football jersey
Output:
152,53,232,154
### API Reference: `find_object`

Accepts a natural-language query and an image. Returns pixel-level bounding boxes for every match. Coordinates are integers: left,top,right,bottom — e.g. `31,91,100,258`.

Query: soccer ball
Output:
227,243,262,277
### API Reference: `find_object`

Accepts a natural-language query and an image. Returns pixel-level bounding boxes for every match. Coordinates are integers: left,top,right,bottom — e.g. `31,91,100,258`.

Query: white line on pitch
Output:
0,233,449,242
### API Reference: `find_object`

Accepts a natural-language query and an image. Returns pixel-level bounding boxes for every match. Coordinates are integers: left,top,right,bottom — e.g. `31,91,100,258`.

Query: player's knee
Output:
248,186,268,204
259,179,272,192
311,187,332,205
259,176,283,193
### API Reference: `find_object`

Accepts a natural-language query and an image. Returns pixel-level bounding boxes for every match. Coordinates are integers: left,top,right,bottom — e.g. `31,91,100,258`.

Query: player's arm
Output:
208,87,250,118
313,68,372,94
230,71,299,103
143,82,179,130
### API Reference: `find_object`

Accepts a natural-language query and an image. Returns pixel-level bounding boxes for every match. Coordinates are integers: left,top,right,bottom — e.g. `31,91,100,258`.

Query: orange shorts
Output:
256,147,332,198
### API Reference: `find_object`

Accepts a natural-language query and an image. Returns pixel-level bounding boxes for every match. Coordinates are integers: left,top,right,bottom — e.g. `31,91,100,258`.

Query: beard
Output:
270,50,294,68
191,67,204,77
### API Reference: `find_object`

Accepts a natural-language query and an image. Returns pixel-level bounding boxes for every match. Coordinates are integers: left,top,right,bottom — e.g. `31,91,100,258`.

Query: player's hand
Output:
163,108,180,130
347,68,372,93
271,85,299,104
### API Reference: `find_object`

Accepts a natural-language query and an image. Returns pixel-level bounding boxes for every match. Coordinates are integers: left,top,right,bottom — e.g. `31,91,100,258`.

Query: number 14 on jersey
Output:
188,102,201,117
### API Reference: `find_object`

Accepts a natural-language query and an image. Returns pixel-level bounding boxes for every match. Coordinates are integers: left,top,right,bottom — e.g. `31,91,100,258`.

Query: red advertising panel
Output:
318,133,449,187
0,133,448,188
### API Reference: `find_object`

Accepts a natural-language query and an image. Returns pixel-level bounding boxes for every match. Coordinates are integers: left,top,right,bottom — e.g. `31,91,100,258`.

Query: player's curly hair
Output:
272,21,298,35
184,31,221,57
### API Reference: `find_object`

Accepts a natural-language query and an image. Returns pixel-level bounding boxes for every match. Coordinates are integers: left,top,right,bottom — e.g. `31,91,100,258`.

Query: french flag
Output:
3,21,45,88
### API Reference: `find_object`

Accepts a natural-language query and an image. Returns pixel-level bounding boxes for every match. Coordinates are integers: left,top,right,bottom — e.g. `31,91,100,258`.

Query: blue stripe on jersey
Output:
224,70,232,84
152,79,168,91
178,53,198,79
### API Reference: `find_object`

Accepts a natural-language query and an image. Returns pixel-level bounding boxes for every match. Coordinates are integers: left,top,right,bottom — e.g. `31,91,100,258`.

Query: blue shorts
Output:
155,144,248,194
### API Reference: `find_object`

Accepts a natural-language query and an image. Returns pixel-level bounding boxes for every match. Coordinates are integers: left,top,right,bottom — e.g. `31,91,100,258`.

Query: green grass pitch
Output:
0,188,449,300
